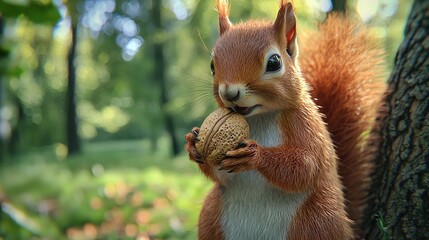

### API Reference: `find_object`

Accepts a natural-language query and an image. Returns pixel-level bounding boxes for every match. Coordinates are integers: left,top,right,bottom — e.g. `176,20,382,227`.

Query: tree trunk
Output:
152,1,179,156
331,0,346,13
0,15,6,162
66,22,80,156
364,0,429,239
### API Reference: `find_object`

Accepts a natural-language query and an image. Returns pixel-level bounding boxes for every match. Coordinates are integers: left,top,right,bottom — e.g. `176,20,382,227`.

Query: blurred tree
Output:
0,15,6,161
152,0,179,156
0,0,60,159
331,0,346,13
66,21,80,156
365,0,429,238
75,0,165,147
64,0,81,156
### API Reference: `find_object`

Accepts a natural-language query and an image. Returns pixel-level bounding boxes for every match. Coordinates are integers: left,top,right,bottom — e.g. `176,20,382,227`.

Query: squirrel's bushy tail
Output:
299,15,386,230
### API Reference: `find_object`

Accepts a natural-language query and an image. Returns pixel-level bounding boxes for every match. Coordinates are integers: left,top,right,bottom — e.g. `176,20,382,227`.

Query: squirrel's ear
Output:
216,0,232,35
274,2,298,58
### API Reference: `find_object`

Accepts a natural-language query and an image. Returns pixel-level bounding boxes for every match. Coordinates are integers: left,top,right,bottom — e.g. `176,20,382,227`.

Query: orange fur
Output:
215,0,231,35
300,15,386,233
215,0,229,17
198,185,224,240
185,1,385,239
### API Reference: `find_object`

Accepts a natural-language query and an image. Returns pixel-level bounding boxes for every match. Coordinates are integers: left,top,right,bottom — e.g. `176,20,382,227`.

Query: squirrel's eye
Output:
266,54,281,72
210,60,215,76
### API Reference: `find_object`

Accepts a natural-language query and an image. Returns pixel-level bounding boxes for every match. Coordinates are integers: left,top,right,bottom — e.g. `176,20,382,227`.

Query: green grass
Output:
0,139,212,239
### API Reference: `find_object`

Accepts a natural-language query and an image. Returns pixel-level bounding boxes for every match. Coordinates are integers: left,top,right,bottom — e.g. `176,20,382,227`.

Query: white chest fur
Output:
220,113,307,240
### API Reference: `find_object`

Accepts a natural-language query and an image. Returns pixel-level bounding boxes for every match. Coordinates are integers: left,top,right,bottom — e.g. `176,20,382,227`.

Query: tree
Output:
0,15,6,161
152,0,179,156
63,0,80,156
66,21,80,156
331,0,346,13
364,0,429,238
0,1,60,159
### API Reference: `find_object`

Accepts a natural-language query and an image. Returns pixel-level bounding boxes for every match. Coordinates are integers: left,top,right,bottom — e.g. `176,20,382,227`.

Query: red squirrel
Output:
185,0,385,239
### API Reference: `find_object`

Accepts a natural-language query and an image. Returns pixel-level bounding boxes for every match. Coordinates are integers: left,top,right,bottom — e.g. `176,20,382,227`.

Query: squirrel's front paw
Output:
184,127,204,164
219,140,261,173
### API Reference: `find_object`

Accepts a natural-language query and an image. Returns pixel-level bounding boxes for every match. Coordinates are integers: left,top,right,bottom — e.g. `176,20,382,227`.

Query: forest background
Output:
0,0,412,239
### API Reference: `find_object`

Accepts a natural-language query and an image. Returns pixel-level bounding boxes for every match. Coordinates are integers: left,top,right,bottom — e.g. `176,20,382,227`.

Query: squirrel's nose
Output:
219,84,244,103
224,90,240,102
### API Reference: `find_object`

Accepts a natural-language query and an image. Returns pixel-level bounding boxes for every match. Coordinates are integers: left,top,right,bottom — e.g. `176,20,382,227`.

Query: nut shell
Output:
195,108,249,165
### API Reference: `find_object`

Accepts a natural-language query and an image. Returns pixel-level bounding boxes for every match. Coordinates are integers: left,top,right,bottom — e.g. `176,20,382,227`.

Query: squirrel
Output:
185,0,385,239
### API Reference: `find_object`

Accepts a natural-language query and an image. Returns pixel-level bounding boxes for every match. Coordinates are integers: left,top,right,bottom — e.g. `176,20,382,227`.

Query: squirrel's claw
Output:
196,158,204,164
185,127,203,164
192,129,200,142
219,157,252,173
185,127,200,142
219,140,260,173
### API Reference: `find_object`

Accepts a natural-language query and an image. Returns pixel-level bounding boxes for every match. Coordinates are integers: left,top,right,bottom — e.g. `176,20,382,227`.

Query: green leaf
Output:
0,0,61,26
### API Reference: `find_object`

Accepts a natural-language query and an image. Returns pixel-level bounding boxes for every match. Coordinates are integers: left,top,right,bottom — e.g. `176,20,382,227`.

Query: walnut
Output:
195,108,249,165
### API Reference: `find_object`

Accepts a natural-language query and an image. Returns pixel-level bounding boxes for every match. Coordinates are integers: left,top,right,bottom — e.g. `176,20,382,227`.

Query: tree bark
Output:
331,0,346,13
66,22,80,156
365,0,429,239
152,1,179,156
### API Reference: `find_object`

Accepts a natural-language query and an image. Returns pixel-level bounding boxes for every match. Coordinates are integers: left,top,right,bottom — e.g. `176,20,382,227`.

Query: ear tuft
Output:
277,0,294,13
279,0,288,8
215,0,232,35
274,1,298,57
215,0,230,17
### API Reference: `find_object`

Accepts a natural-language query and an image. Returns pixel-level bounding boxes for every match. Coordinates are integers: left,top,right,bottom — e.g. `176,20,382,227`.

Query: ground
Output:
0,139,211,239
